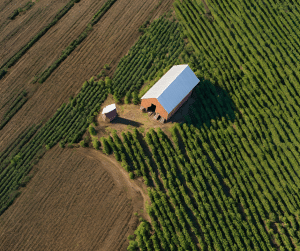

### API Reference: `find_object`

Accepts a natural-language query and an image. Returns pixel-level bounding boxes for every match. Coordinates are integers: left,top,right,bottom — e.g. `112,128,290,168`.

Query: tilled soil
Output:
0,1,174,248
0,145,146,251
0,0,174,152
0,0,71,66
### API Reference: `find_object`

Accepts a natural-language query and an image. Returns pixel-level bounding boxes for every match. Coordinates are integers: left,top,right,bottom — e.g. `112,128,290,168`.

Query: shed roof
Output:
102,104,116,114
141,65,199,113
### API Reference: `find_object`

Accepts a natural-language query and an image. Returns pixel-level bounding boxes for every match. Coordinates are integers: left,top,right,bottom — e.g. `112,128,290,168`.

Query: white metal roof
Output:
102,104,116,114
141,65,199,113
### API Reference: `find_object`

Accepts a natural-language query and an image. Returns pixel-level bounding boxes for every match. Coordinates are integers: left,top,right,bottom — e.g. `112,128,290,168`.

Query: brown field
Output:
0,0,71,66
0,0,175,249
0,145,149,250
0,0,174,152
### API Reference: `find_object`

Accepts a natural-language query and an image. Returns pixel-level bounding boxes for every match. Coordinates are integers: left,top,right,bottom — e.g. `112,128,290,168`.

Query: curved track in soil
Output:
0,145,147,251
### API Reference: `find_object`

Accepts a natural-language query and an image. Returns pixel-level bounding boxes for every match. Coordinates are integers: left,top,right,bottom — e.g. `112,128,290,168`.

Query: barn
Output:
140,64,199,122
102,104,117,122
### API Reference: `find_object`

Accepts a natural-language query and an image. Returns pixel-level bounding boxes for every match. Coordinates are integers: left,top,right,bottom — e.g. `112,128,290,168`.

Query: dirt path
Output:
0,0,174,152
0,0,71,66
96,93,196,139
77,147,151,222
0,145,146,251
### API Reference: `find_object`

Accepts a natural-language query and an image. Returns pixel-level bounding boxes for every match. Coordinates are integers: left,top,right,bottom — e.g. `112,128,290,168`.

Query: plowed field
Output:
0,0,174,152
0,145,147,251
0,0,70,66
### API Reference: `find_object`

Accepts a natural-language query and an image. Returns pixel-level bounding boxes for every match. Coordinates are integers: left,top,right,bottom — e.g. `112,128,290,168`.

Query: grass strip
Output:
8,0,35,20
34,0,118,84
0,92,28,130
0,0,81,80
0,79,107,216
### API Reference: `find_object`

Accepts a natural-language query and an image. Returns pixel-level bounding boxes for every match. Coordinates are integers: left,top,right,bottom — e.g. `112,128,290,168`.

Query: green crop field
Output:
107,0,300,249
1,0,300,250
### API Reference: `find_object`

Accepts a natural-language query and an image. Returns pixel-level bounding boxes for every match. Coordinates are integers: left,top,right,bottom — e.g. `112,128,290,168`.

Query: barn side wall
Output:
141,98,168,119
102,109,117,122
167,89,193,120
106,109,117,120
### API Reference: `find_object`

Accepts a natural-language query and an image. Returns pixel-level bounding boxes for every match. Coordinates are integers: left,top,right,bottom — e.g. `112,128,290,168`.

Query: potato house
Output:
140,64,199,122
102,104,117,122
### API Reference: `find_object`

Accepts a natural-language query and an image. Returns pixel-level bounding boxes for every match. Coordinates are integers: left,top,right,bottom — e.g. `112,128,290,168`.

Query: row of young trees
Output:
0,0,81,80
0,90,28,130
171,0,300,249
111,16,186,102
0,78,107,215
33,0,118,84
8,0,35,20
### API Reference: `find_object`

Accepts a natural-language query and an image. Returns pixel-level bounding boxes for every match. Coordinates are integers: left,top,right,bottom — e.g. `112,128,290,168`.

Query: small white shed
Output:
102,104,117,122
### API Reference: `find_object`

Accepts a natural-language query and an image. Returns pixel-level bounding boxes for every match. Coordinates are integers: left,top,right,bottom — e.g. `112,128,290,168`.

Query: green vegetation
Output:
97,70,107,79
0,90,28,130
33,0,118,84
0,124,41,172
100,129,152,185
128,217,153,251
2,0,300,249
129,172,134,179
92,138,100,150
127,240,138,251
79,140,87,148
103,63,110,70
59,141,65,148
101,137,112,155
8,0,35,20
0,79,107,215
106,121,300,250
105,76,112,93
132,91,139,105
89,0,117,26
0,0,81,80
127,235,135,240
89,125,97,136
111,16,185,101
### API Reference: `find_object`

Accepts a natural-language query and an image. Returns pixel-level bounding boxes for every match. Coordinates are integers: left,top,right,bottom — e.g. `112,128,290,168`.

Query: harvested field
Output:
0,0,174,152
0,145,147,251
0,0,71,66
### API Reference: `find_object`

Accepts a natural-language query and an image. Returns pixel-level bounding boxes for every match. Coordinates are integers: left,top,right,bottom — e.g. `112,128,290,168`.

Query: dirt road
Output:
0,145,147,250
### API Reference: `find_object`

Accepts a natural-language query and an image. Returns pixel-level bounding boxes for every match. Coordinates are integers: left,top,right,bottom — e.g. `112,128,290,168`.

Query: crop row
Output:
111,16,185,100
0,90,28,130
34,0,118,84
0,79,107,215
8,0,35,20
0,0,81,80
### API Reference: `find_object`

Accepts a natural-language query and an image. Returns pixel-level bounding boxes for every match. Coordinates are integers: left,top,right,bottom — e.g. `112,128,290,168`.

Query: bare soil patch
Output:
78,147,151,222
96,93,196,138
0,145,147,251
0,0,71,66
0,0,174,152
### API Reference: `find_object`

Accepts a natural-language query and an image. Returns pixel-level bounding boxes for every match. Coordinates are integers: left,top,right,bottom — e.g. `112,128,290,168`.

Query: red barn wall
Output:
141,98,169,120
141,89,193,121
